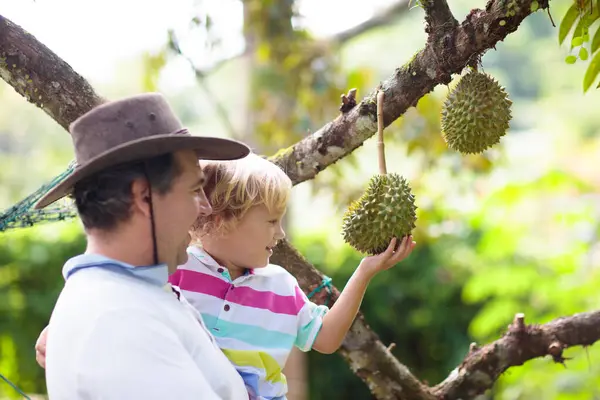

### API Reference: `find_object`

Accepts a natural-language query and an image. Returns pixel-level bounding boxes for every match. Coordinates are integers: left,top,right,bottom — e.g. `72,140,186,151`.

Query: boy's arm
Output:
312,236,415,354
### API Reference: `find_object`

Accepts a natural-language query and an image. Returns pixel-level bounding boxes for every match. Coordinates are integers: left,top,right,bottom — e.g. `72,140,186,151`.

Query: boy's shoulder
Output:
181,246,216,271
254,263,298,284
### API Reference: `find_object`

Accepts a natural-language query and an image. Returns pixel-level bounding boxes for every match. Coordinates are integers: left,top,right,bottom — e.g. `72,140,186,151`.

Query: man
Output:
36,93,251,399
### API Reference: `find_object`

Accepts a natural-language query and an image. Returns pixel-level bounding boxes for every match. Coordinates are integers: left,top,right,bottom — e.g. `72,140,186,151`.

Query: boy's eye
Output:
269,220,278,224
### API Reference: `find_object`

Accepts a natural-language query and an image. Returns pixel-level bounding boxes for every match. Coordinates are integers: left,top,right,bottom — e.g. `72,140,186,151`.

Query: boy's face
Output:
217,204,286,269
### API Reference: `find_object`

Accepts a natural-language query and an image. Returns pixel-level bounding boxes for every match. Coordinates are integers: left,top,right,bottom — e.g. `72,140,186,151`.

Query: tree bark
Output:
4,1,599,400
0,15,104,131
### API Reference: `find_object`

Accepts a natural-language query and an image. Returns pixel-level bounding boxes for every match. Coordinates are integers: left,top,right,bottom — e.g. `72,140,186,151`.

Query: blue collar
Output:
63,254,169,287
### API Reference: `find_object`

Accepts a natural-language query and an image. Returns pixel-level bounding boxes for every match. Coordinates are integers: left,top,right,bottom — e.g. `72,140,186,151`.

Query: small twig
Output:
376,90,387,175
333,0,412,44
167,31,239,139
340,88,358,113
547,7,556,27
512,312,526,332
387,342,397,352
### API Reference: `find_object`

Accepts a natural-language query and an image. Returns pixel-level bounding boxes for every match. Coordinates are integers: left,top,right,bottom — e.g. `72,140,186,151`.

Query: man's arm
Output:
49,308,223,400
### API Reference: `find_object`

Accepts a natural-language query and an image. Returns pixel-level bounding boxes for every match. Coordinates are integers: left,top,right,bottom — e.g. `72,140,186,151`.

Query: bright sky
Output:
0,0,396,85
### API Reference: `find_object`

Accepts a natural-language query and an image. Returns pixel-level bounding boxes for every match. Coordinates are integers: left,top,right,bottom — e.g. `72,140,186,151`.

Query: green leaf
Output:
580,47,589,60
565,54,578,64
583,50,600,91
571,11,600,48
559,3,580,45
591,26,600,53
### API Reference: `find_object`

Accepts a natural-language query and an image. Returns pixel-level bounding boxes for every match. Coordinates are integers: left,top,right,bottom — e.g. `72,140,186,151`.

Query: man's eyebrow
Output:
192,175,206,188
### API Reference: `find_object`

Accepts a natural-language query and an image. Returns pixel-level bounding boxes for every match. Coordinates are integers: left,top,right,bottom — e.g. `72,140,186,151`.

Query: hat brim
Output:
34,134,250,210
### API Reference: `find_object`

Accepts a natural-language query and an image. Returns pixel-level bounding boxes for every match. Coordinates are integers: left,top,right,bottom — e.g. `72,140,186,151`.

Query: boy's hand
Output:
35,325,49,368
357,236,416,279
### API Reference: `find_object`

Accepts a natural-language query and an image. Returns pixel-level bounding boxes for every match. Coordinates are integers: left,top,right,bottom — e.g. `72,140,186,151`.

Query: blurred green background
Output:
1,0,600,399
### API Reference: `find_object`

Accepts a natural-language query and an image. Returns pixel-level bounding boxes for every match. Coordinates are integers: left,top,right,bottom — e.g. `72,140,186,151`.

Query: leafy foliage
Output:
559,0,600,91
0,223,85,398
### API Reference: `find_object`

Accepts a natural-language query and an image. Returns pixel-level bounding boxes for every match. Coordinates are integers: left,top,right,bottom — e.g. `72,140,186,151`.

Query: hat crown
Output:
71,93,185,165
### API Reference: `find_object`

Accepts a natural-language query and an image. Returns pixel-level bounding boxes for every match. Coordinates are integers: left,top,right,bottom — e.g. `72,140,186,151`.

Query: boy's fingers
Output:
394,236,413,260
385,237,397,256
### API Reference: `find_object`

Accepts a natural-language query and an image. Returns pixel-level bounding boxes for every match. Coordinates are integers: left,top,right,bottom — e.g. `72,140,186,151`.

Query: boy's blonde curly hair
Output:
191,153,292,242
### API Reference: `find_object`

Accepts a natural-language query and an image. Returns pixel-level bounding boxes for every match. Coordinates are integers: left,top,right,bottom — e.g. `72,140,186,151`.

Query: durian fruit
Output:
341,173,417,255
441,70,512,154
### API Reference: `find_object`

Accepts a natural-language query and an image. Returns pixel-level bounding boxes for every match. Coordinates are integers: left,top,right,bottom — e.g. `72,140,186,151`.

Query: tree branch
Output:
171,0,412,85
422,0,458,36
332,0,412,45
268,0,549,186
0,15,104,131
166,30,239,139
432,311,600,399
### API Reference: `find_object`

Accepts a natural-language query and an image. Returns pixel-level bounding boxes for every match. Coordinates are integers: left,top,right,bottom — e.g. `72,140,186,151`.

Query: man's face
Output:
154,150,212,272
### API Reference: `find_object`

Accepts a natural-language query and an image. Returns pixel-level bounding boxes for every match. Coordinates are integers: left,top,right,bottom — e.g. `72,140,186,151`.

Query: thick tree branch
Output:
0,16,104,130
268,0,549,185
432,311,600,399
272,239,434,400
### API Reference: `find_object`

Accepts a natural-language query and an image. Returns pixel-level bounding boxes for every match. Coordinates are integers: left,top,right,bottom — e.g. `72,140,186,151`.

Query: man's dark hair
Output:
72,153,181,231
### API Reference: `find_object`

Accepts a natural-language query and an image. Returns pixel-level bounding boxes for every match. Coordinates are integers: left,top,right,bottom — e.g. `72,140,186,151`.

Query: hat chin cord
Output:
143,165,159,266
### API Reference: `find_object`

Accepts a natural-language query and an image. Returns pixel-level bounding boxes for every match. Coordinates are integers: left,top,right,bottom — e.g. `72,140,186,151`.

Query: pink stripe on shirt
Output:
169,269,305,316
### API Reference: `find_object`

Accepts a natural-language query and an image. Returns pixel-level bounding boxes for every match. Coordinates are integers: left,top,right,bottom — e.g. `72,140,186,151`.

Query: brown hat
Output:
34,92,250,209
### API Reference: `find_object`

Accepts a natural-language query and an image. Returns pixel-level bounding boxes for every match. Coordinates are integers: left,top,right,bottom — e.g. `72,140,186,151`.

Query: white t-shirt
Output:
45,254,248,400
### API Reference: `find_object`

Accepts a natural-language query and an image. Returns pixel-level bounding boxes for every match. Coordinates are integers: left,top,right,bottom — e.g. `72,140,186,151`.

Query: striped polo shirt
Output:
168,246,329,400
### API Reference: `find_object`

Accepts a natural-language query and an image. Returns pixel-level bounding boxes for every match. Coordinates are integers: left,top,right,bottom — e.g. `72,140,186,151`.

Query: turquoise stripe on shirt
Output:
201,314,296,350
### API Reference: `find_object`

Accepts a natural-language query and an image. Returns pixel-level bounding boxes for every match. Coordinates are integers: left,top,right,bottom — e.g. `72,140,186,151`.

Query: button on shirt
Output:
45,254,248,400
168,246,329,400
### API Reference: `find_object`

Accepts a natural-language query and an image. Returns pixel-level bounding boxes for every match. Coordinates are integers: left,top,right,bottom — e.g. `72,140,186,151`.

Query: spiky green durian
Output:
341,173,417,255
441,71,512,154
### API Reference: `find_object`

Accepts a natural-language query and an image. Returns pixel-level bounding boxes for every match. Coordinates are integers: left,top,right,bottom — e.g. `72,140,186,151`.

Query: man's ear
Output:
131,178,152,217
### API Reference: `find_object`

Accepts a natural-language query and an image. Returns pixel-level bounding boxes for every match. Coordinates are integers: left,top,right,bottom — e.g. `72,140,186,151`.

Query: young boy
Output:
168,153,416,400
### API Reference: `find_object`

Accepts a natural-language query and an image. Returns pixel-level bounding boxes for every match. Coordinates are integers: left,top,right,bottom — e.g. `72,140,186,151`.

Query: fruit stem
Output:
376,90,387,175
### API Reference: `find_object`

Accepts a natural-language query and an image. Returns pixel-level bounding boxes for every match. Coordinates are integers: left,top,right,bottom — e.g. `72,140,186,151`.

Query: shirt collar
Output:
63,254,169,287
187,246,254,278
